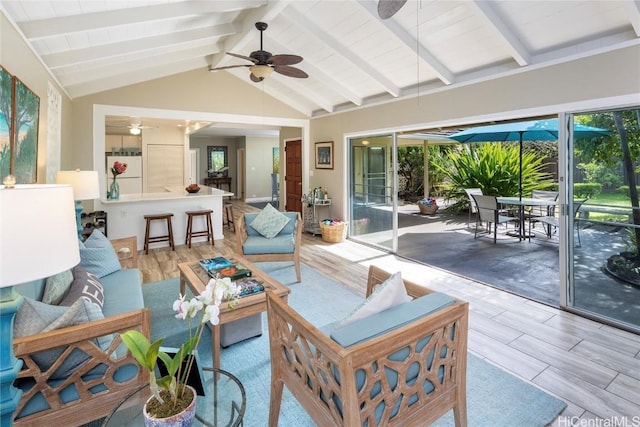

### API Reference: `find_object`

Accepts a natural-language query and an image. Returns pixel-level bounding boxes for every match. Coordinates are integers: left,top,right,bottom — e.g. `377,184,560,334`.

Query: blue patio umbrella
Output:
449,118,611,200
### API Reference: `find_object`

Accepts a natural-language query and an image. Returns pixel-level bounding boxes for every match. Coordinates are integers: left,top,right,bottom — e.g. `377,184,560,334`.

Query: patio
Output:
353,202,640,327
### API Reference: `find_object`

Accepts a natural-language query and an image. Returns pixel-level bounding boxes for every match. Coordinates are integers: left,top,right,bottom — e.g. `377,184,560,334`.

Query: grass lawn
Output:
585,192,634,222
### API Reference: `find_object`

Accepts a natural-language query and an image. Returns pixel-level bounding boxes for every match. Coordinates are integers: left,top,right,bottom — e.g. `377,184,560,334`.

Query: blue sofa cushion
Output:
59,266,105,309
249,203,290,238
14,362,140,420
79,230,121,278
100,268,144,318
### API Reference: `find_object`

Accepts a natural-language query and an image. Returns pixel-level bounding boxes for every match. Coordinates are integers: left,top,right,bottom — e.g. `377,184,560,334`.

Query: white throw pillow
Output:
339,271,411,327
249,203,290,239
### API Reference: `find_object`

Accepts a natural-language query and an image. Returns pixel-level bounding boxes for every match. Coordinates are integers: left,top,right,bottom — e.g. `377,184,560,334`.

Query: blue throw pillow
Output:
79,230,121,278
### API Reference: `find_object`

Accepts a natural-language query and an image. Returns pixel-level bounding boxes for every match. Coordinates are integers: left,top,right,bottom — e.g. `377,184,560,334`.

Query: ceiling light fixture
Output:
129,127,141,135
362,140,370,145
250,65,274,79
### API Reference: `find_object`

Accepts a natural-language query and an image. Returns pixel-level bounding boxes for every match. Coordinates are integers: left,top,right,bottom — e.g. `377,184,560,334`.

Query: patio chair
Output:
535,198,587,246
464,188,483,228
526,190,559,229
471,194,519,244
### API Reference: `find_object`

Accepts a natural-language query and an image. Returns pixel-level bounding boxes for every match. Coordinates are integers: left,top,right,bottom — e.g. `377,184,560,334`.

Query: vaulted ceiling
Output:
2,0,639,118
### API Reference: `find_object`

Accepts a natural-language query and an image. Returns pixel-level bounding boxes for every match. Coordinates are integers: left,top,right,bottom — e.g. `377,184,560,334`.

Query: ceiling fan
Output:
106,118,156,135
209,22,308,82
378,0,407,19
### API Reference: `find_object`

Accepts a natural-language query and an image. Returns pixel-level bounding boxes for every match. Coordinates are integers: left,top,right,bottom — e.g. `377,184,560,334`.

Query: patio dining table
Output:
497,196,558,240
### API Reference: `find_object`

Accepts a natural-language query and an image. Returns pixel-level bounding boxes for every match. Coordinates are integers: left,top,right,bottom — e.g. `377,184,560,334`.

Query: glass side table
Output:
101,367,245,427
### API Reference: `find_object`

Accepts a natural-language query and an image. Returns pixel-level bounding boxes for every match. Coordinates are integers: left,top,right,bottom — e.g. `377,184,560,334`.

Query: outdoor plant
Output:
121,276,240,418
433,143,552,212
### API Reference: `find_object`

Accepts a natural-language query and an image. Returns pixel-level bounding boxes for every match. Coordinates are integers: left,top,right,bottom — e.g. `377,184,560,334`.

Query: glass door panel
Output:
349,136,396,251
567,109,640,332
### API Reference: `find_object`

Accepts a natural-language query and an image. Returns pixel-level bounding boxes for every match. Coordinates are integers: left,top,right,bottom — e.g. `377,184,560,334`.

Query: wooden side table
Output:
204,176,231,192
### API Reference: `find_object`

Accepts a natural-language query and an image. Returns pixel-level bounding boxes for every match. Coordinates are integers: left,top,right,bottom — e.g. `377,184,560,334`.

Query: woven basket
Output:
418,203,439,215
319,222,348,243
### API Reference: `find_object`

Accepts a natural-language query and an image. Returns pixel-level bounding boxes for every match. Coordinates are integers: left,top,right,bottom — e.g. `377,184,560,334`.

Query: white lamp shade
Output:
56,170,100,200
0,184,80,286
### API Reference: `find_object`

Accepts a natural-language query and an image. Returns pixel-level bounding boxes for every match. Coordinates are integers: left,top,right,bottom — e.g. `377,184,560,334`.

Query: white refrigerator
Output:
107,156,142,194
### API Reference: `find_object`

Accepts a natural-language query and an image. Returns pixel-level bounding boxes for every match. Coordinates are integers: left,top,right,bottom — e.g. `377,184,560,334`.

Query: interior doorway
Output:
237,148,245,200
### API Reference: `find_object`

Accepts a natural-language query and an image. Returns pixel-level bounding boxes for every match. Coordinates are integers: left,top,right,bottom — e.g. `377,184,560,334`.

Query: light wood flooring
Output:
138,200,640,425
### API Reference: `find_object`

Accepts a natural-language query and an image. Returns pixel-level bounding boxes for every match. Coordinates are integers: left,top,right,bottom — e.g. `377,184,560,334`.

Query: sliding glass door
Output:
565,108,640,332
349,135,397,251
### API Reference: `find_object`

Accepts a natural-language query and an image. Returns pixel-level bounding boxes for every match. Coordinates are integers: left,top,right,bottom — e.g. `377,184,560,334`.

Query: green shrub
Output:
433,143,553,212
574,183,602,198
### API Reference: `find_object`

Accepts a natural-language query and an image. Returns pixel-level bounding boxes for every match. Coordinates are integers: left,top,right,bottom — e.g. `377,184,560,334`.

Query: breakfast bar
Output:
95,186,233,251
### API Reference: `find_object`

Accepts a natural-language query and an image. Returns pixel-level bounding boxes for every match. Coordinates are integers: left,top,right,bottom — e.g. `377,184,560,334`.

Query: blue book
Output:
199,256,233,271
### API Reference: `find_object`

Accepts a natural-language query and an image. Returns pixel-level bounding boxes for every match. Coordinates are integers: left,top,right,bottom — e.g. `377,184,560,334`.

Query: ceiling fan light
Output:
250,65,273,79
129,127,141,135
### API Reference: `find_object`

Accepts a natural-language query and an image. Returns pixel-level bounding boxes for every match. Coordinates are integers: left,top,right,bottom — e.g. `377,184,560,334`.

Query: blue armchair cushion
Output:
243,234,295,255
249,203,290,238
330,292,456,348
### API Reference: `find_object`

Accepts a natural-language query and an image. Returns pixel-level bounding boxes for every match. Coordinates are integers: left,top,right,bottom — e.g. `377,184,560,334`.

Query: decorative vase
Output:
143,384,196,427
109,177,120,200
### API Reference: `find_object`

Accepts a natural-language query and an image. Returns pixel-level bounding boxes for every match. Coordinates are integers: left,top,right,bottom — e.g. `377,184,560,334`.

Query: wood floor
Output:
138,200,640,425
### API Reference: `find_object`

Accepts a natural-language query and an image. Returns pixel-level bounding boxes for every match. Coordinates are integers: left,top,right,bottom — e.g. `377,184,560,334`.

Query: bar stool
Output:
224,203,235,233
185,210,214,248
143,213,175,254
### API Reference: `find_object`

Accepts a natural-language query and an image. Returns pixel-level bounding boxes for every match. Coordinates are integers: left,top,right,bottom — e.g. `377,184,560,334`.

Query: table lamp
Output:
0,184,80,426
56,170,100,239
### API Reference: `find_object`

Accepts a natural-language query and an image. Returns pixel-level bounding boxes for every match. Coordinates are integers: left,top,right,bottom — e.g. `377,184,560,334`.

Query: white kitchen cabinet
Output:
145,144,183,192
105,134,141,155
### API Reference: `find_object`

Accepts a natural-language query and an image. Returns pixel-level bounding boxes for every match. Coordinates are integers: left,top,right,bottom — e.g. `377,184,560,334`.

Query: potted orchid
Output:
121,276,240,425
108,161,127,200
417,197,439,215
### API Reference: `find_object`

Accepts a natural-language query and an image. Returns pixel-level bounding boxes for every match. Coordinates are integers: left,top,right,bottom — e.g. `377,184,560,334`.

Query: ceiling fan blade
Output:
209,64,251,71
250,73,264,83
226,52,258,63
378,0,407,19
269,54,303,66
273,65,308,79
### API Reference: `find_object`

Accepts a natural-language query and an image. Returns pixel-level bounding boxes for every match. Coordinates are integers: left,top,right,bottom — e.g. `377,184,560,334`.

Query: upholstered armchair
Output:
266,265,469,426
235,209,302,282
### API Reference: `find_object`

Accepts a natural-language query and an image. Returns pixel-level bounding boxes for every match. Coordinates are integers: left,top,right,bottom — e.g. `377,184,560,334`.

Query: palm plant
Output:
434,143,553,211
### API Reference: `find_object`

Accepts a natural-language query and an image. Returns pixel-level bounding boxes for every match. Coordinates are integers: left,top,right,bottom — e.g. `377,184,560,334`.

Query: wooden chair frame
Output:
12,237,150,427
236,212,302,282
266,265,469,427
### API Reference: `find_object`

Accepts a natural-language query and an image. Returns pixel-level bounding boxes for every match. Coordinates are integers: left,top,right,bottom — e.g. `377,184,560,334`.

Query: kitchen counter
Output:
95,186,234,250
100,186,231,203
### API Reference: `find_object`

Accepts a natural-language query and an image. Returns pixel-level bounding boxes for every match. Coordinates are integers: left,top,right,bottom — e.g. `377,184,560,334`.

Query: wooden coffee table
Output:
178,255,289,369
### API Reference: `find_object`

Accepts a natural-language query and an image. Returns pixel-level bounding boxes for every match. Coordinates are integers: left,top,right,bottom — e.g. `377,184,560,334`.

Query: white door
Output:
189,149,199,185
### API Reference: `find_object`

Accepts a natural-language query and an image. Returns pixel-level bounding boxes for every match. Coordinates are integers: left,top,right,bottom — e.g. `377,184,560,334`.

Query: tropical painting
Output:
13,78,39,183
0,67,11,180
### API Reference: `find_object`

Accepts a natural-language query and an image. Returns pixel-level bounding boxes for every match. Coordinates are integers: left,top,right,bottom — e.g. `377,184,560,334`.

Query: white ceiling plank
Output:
625,0,640,37
356,0,454,85
43,23,238,69
466,0,531,66
20,1,264,39
281,6,400,98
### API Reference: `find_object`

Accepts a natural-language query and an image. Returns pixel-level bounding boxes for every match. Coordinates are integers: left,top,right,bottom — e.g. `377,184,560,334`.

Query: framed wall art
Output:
315,141,333,170
0,66,11,180
0,66,40,184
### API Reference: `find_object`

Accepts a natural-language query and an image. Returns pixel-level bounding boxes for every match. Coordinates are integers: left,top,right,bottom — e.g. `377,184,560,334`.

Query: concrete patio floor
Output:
353,203,639,327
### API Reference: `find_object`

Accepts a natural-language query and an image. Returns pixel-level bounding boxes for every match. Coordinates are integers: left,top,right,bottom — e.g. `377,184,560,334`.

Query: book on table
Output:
201,257,252,281
236,278,265,298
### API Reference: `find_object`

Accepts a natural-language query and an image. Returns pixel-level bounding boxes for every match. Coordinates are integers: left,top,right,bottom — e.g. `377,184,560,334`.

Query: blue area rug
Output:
143,262,566,427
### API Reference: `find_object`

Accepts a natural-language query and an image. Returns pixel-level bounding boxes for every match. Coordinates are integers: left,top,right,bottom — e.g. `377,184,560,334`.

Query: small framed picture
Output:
315,141,333,169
